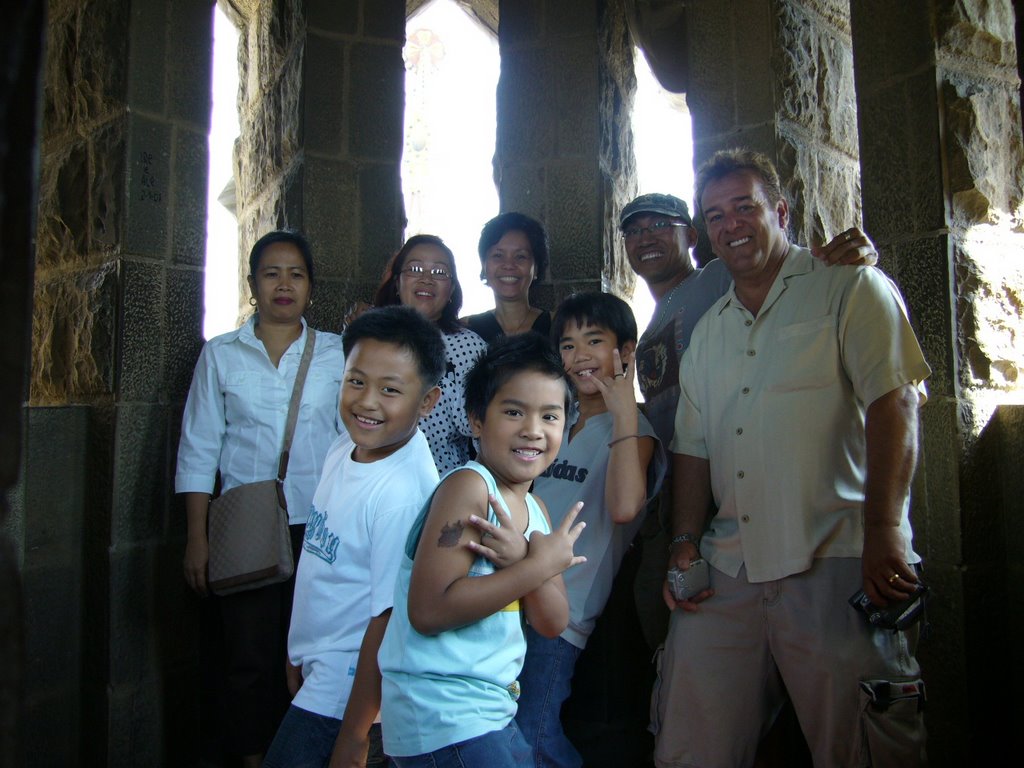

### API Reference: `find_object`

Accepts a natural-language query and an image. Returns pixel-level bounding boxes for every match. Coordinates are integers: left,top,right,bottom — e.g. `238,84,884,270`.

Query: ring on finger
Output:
888,572,900,584
614,373,625,379
845,231,854,242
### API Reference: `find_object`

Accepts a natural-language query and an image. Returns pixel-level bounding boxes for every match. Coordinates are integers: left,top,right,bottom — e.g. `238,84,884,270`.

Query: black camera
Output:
849,582,928,631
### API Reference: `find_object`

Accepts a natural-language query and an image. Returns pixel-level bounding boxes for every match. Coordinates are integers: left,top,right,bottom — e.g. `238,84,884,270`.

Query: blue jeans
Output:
390,721,531,768
515,627,583,768
263,705,386,768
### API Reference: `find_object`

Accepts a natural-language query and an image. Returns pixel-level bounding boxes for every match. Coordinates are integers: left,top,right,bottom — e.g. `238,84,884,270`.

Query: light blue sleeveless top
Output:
378,461,550,757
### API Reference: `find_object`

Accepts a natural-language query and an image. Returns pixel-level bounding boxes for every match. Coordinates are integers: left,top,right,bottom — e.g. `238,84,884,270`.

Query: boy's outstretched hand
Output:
466,494,529,568
527,501,587,577
588,348,637,421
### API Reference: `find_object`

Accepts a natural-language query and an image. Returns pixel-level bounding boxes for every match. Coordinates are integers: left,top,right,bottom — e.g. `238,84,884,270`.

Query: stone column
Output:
26,0,212,764
495,0,638,308
233,0,407,332
851,1,1024,762
684,0,862,252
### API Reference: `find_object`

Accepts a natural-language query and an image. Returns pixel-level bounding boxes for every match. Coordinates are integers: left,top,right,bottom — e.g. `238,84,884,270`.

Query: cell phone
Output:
849,582,928,631
667,559,711,602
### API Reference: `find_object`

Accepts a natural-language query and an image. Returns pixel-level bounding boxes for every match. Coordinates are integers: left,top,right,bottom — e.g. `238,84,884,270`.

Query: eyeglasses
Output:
400,264,453,281
622,220,688,240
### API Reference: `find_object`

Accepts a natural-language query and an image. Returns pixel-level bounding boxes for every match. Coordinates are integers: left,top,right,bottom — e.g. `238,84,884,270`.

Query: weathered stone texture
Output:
163,267,205,401
171,128,210,265
126,0,169,113
938,0,1018,67
942,79,1024,225
497,0,636,298
31,264,117,404
303,157,359,275
167,0,215,129
956,235,1024,389
303,34,346,155
308,0,359,35
119,258,166,402
599,5,637,295
125,115,172,256
857,70,946,240
349,43,406,159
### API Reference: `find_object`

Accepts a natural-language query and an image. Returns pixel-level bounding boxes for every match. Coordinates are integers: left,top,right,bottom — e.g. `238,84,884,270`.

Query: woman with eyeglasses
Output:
373,234,488,474
462,212,552,344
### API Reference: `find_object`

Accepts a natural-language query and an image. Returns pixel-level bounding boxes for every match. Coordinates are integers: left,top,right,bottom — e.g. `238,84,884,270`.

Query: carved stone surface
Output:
31,264,117,404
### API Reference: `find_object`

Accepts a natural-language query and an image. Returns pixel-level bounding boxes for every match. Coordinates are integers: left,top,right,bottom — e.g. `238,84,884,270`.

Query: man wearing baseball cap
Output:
622,191,877,451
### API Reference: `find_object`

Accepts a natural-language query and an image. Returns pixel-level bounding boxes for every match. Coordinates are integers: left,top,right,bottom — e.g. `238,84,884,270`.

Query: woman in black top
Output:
462,212,552,344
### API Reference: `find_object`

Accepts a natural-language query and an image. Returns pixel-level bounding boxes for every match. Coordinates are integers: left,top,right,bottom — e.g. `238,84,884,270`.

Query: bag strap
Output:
275,327,316,508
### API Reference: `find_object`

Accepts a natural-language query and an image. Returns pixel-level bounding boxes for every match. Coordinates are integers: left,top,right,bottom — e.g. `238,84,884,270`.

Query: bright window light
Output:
203,6,241,340
403,0,500,315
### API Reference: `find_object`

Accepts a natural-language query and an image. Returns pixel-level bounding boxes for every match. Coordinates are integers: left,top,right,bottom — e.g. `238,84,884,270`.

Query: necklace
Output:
496,307,534,336
650,275,689,330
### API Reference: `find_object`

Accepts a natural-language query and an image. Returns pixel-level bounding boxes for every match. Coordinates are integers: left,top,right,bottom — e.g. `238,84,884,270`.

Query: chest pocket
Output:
766,315,838,392
224,370,265,418
301,370,342,417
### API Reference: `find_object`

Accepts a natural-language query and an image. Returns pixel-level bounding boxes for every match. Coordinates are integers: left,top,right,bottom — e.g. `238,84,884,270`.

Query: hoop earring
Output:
249,297,257,307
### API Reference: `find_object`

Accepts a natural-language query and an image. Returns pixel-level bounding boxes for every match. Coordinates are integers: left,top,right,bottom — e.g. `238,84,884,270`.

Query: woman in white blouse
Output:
176,230,343,767
372,234,487,475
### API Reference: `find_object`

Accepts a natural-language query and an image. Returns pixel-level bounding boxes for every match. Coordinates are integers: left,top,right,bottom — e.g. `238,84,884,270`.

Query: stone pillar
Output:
0,2,46,766
851,1,1024,762
495,0,638,308
26,0,212,764
233,0,407,332
684,0,862,252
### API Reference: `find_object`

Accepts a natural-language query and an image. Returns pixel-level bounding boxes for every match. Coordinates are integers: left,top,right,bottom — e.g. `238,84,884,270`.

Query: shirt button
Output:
736,427,743,435
742,387,750,394
747,349,756,356
745,320,752,327
741,514,750,523
737,470,745,479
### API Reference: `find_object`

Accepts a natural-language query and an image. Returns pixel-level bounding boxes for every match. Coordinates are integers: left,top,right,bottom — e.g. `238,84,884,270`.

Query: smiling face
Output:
483,230,536,302
700,170,790,282
397,243,455,324
247,241,311,325
340,338,441,463
470,370,568,490
558,319,635,398
623,214,696,294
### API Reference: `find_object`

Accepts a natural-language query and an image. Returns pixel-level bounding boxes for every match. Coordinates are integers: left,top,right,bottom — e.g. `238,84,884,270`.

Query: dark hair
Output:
551,292,638,348
248,230,315,287
477,212,550,281
464,332,574,423
373,234,464,334
343,305,446,391
694,148,785,225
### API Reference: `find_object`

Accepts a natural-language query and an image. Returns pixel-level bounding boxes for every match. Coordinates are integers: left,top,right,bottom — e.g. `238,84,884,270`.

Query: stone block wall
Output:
26,0,213,764
495,0,638,309
685,0,862,254
232,0,407,332
852,3,1024,761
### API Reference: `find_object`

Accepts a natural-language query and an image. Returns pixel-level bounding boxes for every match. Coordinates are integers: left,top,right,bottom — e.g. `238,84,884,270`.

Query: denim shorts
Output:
390,720,532,768
263,704,386,768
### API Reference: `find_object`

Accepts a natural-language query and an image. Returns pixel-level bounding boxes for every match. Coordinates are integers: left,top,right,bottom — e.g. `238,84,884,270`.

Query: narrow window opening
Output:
628,49,694,341
403,0,500,315
203,6,241,339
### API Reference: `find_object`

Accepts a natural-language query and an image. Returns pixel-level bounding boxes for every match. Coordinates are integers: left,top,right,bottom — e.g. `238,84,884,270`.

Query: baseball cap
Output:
619,193,692,229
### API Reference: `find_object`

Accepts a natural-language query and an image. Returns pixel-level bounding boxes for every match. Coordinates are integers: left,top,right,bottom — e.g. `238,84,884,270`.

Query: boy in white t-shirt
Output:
264,306,445,768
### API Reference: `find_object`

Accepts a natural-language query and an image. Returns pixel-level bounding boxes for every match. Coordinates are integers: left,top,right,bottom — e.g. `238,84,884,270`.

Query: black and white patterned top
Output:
421,326,488,475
